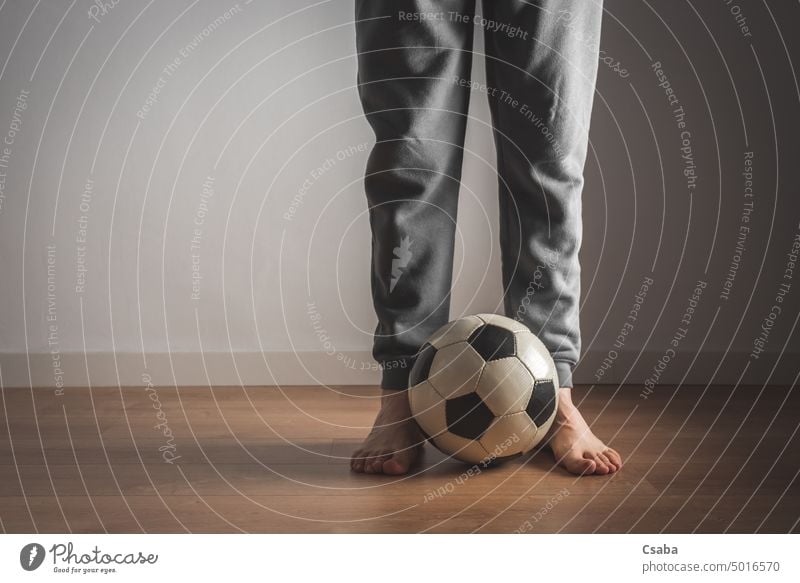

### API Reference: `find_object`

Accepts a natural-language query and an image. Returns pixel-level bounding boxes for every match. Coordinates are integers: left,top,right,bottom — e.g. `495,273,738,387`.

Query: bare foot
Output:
545,388,623,476
350,389,424,475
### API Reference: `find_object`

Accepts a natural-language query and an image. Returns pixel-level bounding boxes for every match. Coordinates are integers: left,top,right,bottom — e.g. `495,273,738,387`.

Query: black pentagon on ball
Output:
526,379,557,426
445,393,495,440
409,342,437,386
466,324,516,362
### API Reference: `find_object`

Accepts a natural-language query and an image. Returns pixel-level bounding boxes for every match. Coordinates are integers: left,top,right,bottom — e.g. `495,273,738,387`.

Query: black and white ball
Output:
408,314,558,465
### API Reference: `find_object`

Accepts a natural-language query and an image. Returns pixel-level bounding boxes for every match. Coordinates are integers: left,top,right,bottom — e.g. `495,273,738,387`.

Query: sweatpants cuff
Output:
380,359,413,390
554,361,575,389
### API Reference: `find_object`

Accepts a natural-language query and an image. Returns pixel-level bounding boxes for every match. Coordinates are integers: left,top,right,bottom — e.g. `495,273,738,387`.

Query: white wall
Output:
1,0,797,388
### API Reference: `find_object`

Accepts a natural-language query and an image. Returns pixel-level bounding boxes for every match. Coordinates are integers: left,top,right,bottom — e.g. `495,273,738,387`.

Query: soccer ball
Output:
408,314,559,465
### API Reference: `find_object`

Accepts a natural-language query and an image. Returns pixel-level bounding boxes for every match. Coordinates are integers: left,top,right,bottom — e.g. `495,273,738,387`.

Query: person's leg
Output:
352,0,476,474
482,0,621,474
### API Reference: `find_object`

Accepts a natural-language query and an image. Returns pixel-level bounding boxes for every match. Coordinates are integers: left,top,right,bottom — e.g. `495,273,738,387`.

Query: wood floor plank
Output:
0,385,797,533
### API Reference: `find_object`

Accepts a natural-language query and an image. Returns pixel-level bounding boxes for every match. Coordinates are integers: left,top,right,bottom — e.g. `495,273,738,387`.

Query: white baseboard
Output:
0,349,796,388
0,350,383,389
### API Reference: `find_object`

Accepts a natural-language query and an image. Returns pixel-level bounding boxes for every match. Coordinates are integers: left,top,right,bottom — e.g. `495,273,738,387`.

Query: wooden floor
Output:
0,384,798,533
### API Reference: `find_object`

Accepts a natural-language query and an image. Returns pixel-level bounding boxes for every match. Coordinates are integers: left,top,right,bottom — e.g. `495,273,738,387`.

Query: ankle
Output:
555,389,581,421
557,387,576,410
380,389,411,413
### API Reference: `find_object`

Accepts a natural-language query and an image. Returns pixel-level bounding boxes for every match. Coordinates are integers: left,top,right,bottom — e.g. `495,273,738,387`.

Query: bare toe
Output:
370,453,393,474
351,449,365,473
383,447,418,475
383,459,407,474
591,454,610,475
363,456,379,474
599,452,617,473
605,448,623,469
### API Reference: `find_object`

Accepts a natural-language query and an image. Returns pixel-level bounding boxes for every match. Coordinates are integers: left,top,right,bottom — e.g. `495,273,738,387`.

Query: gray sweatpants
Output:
355,0,603,390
